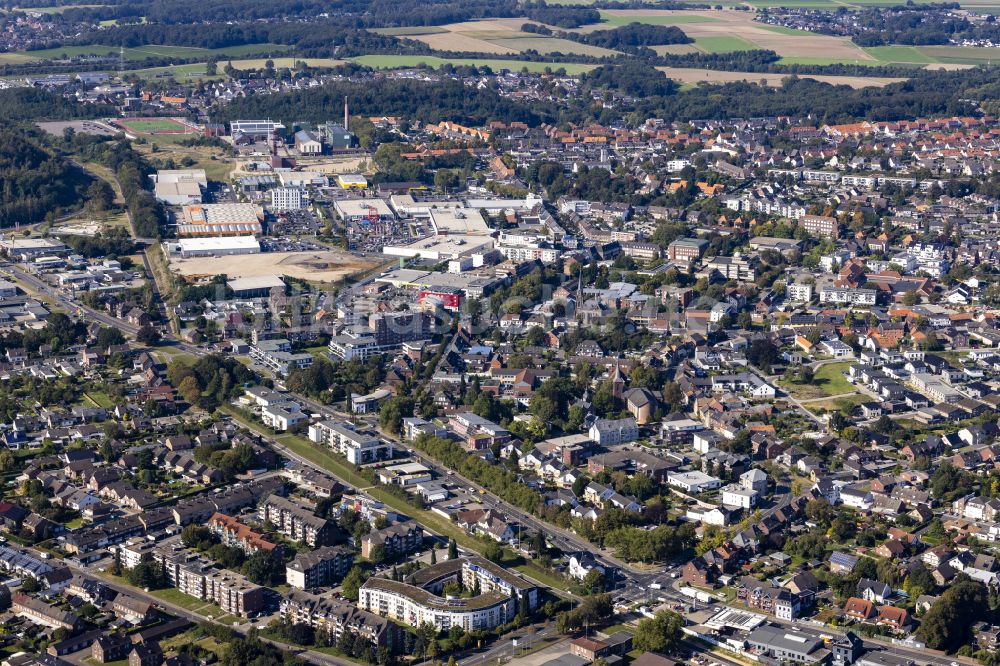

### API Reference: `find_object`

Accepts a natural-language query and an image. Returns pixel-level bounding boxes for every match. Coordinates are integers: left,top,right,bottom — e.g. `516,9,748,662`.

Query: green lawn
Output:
96,571,210,612
513,561,572,591
804,394,869,415
148,587,213,612
694,35,758,53
347,54,595,74
274,432,373,489
778,361,857,399
83,391,115,408
812,362,858,395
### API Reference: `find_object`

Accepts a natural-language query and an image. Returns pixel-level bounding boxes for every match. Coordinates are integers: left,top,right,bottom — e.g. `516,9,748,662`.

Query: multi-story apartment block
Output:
358,557,537,632
667,237,708,262
307,420,393,464
361,522,423,559
798,214,839,238
736,577,802,620
258,494,337,547
447,412,510,448
620,242,661,261
705,253,757,281
819,287,877,305
281,590,400,649
206,513,279,555
151,546,264,617
369,311,431,348
286,545,355,589
588,417,639,446
787,282,814,302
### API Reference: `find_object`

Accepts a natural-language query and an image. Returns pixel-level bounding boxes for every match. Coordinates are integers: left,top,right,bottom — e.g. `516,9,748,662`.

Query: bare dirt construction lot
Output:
658,66,904,88
169,250,380,283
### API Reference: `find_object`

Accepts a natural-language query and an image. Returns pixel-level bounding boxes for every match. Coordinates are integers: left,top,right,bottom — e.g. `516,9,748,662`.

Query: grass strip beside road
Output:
218,405,485,552
514,562,572,592
275,432,371,489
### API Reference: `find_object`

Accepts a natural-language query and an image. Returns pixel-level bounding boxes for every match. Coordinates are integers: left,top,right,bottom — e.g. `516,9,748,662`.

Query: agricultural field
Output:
693,35,759,53
371,26,447,36
575,9,878,61
0,42,289,66
412,32,519,55
595,9,721,26
225,57,345,70
403,19,620,56
15,3,106,12
488,37,619,56
653,44,703,55
348,54,596,74
656,66,903,88
552,0,1000,7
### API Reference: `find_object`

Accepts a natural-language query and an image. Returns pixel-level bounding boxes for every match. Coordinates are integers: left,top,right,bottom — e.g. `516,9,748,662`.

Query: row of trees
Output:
411,434,543,512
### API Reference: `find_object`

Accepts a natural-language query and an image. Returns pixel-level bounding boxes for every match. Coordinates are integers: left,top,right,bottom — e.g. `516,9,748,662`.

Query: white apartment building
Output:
308,420,393,464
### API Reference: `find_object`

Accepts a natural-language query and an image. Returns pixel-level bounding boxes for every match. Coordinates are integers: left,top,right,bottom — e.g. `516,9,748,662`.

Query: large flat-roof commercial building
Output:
334,198,395,223
177,203,264,237
0,238,68,261
382,234,495,261
168,236,261,258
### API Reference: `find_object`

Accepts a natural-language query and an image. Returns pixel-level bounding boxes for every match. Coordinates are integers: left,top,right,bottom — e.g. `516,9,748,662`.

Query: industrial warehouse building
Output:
150,169,208,205
168,236,261,258
177,203,264,237
227,275,286,298
229,120,285,139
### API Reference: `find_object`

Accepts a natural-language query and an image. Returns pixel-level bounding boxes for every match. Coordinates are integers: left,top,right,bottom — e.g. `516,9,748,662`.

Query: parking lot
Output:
269,208,325,237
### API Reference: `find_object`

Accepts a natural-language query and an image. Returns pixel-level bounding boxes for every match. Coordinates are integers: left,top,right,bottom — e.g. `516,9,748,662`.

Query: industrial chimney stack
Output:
344,96,349,132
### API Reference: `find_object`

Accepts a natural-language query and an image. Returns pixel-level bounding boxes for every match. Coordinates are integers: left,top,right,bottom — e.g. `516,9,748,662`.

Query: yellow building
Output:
337,174,368,189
